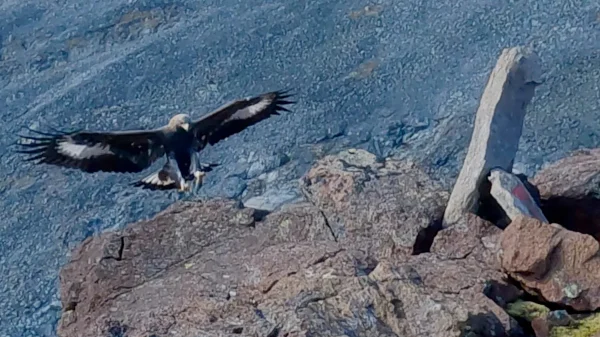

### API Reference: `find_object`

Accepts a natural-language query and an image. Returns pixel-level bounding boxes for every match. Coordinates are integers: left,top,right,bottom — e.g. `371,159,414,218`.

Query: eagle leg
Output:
187,152,215,192
194,170,205,183
190,171,205,192
179,181,192,192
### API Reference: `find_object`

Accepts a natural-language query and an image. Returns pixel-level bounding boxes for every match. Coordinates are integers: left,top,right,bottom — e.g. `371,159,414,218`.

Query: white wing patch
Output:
57,141,113,159
230,98,272,120
140,171,175,186
138,160,185,189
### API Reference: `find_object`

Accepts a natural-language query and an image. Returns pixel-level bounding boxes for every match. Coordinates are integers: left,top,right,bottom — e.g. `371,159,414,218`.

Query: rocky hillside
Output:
1,2,599,335
55,147,600,337
52,46,600,337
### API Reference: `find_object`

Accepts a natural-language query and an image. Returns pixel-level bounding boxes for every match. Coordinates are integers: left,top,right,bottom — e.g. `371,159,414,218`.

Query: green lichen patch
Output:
506,300,550,322
551,313,600,337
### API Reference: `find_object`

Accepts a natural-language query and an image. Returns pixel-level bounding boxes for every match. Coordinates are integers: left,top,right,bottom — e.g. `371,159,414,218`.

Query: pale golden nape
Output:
167,113,192,131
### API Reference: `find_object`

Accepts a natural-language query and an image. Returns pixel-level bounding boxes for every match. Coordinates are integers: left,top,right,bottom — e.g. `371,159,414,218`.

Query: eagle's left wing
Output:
16,126,167,174
189,90,295,149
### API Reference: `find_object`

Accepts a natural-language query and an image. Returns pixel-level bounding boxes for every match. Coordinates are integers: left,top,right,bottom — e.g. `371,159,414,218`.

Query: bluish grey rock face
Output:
0,0,598,335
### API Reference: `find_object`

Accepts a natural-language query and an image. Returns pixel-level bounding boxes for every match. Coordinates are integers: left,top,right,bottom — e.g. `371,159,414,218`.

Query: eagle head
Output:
169,114,192,132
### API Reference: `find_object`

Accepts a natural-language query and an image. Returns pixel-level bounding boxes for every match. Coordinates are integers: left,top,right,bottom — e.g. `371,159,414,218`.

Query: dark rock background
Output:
0,0,598,335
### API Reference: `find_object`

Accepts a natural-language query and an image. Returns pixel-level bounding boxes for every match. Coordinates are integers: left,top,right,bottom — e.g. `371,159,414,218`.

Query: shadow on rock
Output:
538,196,600,240
532,148,600,239
458,312,523,337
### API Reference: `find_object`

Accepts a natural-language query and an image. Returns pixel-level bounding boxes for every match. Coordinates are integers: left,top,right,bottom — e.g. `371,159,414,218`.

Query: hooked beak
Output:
181,123,190,132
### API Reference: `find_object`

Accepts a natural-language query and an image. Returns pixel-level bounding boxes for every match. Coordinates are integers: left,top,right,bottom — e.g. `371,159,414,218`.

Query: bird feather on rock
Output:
15,90,295,192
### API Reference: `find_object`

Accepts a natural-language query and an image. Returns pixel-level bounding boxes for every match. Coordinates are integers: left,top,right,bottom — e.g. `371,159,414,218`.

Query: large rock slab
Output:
532,148,600,239
57,199,339,337
300,148,450,257
443,46,542,226
533,148,600,199
500,215,600,312
431,213,502,269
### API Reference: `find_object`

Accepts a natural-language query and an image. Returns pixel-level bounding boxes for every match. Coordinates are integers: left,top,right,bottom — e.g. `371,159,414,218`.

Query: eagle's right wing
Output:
16,126,168,173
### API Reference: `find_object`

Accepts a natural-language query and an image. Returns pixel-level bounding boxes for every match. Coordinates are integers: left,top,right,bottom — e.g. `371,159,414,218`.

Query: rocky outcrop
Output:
56,149,525,337
52,42,600,337
493,148,600,337
431,44,600,337
532,148,600,239
431,213,502,269
533,148,600,199
500,215,600,312
300,149,449,256
56,145,600,337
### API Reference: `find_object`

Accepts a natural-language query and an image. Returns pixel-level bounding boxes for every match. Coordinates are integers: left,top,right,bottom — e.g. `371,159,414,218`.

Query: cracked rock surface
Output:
56,150,525,337
300,149,449,257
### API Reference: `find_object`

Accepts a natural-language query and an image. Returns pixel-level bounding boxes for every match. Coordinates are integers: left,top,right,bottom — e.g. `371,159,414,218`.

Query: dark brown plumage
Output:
16,90,295,191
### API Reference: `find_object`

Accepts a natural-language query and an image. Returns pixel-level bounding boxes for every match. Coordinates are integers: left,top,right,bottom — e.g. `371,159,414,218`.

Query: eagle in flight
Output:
16,90,295,192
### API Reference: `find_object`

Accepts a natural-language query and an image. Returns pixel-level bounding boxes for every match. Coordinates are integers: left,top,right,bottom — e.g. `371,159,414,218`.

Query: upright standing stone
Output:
443,46,542,227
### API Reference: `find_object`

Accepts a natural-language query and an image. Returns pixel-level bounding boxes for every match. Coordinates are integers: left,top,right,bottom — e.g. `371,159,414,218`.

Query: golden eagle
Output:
16,90,295,191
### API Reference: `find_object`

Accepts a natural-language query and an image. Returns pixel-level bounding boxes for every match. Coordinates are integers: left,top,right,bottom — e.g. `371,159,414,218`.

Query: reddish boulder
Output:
500,215,600,311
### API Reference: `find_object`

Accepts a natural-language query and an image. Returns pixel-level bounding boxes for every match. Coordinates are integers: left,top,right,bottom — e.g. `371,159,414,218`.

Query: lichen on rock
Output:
506,300,550,322
550,313,600,337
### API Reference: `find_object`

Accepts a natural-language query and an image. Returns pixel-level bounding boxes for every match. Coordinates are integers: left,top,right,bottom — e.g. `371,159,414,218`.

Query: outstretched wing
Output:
189,90,295,148
16,126,167,173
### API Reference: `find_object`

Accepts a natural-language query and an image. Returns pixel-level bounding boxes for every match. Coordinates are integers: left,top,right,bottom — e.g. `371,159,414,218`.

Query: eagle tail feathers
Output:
130,171,177,190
